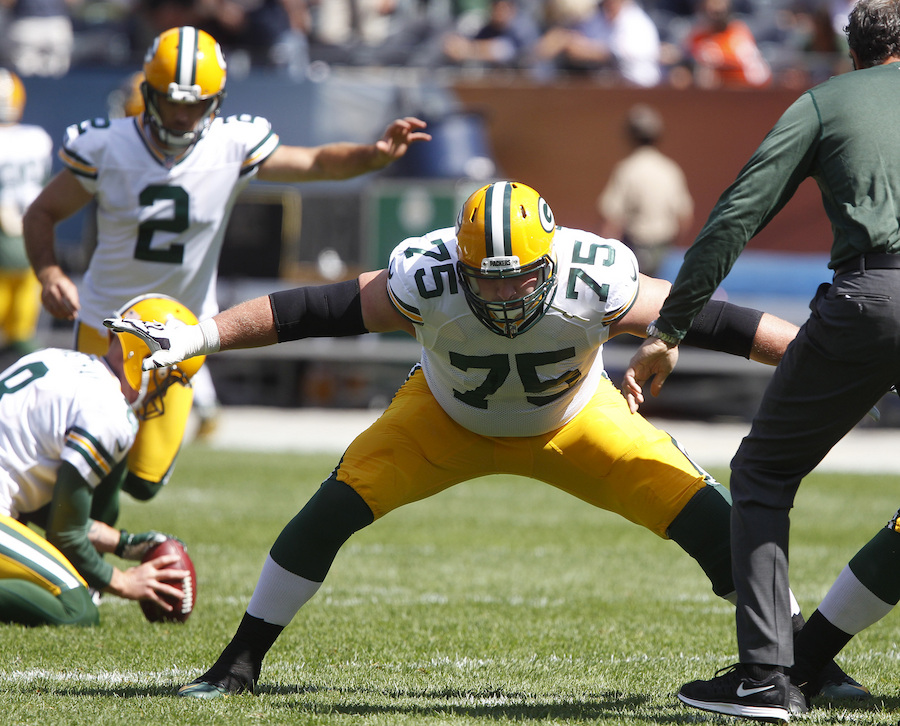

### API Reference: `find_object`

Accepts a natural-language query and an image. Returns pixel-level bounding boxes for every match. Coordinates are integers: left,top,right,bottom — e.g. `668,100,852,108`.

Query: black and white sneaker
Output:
678,663,806,722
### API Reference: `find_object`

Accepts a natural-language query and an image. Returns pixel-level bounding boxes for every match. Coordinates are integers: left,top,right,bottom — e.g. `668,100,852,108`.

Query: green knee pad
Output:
0,581,98,627
666,484,734,598
270,475,374,582
849,527,900,606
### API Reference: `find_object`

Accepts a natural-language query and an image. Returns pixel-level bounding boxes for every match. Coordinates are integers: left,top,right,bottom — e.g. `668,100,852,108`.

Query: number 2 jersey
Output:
387,226,640,437
59,113,281,329
0,349,138,519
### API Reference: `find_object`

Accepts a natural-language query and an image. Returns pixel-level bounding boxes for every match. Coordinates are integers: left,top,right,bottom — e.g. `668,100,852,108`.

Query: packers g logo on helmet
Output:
141,26,227,150
114,294,204,419
0,69,26,125
456,181,558,338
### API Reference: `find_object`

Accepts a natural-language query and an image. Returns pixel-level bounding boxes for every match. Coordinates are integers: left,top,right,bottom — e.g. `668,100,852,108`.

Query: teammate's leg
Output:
122,378,193,501
0,268,40,353
178,475,375,697
0,515,99,626
533,376,861,701
178,370,487,698
790,512,900,698
75,321,193,524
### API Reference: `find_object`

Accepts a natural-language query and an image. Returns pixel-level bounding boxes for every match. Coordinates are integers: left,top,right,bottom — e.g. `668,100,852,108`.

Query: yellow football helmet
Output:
456,181,558,338
141,26,227,149
0,69,26,125
114,294,205,419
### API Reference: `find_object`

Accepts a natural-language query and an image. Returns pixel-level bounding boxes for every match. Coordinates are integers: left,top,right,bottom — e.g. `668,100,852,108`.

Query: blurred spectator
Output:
670,0,772,88
133,0,203,58
597,104,693,276
309,0,432,66
441,0,539,70
199,0,311,74
0,0,81,77
134,0,311,74
0,69,52,359
787,0,852,84
533,0,661,87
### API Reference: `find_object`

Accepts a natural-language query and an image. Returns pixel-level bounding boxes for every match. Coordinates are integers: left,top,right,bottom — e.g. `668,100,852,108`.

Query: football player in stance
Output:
23,25,431,527
108,181,857,701
0,295,199,626
0,69,51,361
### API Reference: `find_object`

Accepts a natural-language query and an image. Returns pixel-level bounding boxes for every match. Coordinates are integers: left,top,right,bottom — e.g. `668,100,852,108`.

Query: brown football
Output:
139,538,196,623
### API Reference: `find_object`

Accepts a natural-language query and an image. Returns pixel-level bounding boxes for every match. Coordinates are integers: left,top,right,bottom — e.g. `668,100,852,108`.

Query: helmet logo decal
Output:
539,197,554,233
144,37,160,65
215,43,227,72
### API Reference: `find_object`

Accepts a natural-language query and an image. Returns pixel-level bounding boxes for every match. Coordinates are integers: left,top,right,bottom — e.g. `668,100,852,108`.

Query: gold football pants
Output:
76,321,193,485
336,369,712,537
0,267,40,344
0,514,98,626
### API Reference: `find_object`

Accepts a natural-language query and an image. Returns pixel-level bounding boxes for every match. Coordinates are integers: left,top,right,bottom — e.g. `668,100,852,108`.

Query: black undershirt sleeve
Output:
682,300,763,359
269,278,368,342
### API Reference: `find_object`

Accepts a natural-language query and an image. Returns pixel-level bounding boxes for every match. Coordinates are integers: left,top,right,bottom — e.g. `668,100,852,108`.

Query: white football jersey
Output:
59,113,280,329
0,349,138,519
0,122,52,216
387,226,639,437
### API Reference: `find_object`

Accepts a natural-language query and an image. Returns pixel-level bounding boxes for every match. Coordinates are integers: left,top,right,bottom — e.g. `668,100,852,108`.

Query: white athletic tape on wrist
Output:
197,318,221,355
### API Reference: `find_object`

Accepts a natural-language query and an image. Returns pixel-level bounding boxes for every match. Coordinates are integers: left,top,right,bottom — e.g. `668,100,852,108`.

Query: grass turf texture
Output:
2,444,899,725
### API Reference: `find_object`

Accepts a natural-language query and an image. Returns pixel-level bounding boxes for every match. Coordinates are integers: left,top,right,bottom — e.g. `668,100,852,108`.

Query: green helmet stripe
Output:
483,181,513,259
175,26,198,87
501,182,512,256
484,183,494,259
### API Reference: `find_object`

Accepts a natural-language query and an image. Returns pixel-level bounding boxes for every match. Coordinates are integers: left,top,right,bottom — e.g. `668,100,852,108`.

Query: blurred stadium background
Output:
18,57,898,426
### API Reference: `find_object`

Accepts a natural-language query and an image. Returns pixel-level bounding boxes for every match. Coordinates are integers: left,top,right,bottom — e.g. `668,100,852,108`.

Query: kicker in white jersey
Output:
57,113,280,330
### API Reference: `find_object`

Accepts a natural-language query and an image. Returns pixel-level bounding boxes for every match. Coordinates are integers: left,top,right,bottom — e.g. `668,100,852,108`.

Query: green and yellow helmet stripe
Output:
175,26,198,89
483,181,514,259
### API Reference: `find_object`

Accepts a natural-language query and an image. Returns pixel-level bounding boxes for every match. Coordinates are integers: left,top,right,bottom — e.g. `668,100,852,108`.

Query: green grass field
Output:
3,442,900,725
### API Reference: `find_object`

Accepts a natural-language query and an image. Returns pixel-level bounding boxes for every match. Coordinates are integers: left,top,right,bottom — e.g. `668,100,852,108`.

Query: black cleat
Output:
177,640,260,699
678,663,803,722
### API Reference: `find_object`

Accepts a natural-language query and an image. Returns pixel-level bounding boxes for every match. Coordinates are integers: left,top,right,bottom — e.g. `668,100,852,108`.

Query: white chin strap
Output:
129,369,151,413
157,124,200,149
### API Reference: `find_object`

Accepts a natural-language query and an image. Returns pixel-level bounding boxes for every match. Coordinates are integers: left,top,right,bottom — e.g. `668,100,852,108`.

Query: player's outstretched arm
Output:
613,275,801,413
748,312,799,365
104,269,413,370
257,118,431,182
